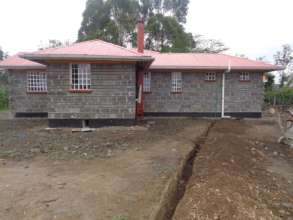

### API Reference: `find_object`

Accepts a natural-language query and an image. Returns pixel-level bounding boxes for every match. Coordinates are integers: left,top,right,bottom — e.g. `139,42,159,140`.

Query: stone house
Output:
0,21,283,127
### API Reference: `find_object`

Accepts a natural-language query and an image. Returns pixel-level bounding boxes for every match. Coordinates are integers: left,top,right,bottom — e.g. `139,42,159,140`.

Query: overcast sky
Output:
0,0,292,63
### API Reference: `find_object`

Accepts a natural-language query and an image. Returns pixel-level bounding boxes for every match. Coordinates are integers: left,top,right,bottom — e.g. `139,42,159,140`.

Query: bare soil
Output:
0,117,210,220
0,114,292,220
173,119,293,220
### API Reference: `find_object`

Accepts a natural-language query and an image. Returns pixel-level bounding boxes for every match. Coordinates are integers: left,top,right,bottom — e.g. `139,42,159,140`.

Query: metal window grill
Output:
143,72,151,92
240,72,250,81
27,72,47,92
171,72,182,92
71,64,91,90
206,72,216,81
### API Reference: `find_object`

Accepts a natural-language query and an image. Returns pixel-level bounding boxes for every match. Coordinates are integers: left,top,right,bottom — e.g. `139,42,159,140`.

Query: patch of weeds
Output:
112,215,128,220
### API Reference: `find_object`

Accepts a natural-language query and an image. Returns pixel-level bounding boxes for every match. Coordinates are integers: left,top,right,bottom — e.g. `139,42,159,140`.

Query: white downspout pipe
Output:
221,60,231,118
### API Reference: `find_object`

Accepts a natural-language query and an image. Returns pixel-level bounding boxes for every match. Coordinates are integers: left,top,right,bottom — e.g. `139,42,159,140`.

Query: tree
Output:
78,0,139,46
38,39,71,50
145,15,194,52
0,47,8,60
192,35,228,53
0,47,3,61
264,72,275,91
78,0,227,53
274,44,293,87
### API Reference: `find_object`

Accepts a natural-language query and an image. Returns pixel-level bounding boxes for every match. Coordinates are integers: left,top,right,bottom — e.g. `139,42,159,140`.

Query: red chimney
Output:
137,18,144,53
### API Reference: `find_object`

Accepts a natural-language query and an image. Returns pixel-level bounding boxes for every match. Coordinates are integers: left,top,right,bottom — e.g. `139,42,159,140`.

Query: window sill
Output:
27,91,48,94
143,91,152,94
69,89,93,93
171,91,182,94
205,80,216,82
239,80,251,82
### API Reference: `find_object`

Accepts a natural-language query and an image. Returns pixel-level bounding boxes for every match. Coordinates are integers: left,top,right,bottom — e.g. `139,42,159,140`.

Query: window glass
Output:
205,72,216,81
143,72,151,92
240,72,250,81
171,72,182,92
71,64,91,90
27,72,47,92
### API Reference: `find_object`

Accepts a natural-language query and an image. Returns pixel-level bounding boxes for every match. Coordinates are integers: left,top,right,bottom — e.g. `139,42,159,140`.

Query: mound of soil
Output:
173,119,293,220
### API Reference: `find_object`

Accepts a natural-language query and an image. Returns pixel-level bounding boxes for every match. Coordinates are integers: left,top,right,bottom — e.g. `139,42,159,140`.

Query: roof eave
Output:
150,65,284,72
22,54,154,62
0,65,46,70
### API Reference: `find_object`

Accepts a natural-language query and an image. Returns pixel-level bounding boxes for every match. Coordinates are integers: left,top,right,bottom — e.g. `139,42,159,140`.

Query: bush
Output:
0,87,8,110
112,216,128,220
265,87,293,106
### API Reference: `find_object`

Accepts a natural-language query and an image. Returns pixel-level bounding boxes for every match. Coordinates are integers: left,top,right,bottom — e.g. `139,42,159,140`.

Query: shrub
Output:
0,87,8,110
112,216,128,220
265,87,293,106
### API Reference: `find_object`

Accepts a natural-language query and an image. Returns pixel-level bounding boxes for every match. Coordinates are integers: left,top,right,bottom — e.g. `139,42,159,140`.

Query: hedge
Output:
265,87,293,106
0,87,8,110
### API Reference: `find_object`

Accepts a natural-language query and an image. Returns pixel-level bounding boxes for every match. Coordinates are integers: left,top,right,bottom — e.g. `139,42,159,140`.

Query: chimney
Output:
137,18,144,53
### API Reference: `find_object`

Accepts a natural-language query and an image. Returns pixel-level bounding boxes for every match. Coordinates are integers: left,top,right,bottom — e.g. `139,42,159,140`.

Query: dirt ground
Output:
173,119,293,220
0,116,210,220
0,114,293,220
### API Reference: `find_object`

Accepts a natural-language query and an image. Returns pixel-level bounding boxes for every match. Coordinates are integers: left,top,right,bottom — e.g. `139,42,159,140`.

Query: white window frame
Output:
240,72,250,81
27,72,47,93
70,63,91,91
171,72,182,93
143,72,151,92
205,72,216,81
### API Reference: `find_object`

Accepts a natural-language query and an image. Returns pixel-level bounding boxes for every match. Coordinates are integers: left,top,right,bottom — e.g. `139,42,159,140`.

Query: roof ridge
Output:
158,52,222,55
31,38,149,57
31,39,102,54
94,39,146,56
221,53,276,66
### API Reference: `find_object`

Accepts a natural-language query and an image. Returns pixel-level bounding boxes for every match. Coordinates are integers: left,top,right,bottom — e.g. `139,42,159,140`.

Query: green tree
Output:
264,72,275,91
0,47,8,60
78,0,192,49
192,35,228,53
78,0,226,53
145,15,194,52
38,39,71,50
0,47,3,61
78,0,139,46
274,44,293,87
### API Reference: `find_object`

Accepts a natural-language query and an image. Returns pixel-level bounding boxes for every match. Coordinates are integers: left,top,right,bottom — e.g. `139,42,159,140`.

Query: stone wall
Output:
8,70,48,115
8,67,264,119
225,72,263,112
47,64,136,119
144,71,263,114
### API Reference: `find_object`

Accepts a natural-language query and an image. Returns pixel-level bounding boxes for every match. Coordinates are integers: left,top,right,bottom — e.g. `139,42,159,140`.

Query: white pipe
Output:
221,71,225,118
221,60,231,118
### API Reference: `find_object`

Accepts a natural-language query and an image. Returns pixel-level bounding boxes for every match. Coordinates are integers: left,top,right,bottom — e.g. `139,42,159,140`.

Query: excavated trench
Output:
151,120,216,220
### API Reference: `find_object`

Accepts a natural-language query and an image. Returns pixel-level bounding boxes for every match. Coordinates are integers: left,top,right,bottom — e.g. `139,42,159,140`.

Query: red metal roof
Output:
0,53,46,69
23,40,153,61
129,48,160,55
150,53,283,71
0,39,283,71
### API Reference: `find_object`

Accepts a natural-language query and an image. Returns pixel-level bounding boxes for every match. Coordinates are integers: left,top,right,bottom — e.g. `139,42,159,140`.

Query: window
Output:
27,72,47,93
205,72,216,81
70,64,91,91
240,72,250,81
171,72,182,93
143,72,151,92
